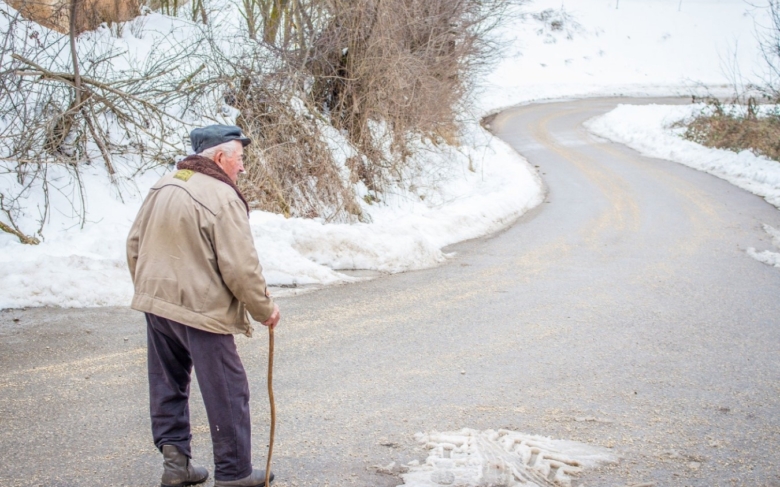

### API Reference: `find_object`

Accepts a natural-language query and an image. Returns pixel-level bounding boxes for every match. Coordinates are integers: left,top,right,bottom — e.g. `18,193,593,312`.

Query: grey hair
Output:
198,140,239,160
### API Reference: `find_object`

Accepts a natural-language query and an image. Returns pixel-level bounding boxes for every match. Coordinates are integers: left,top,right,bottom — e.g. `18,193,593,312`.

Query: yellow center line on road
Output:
287,104,653,341
532,108,642,247
233,102,726,350
591,133,724,257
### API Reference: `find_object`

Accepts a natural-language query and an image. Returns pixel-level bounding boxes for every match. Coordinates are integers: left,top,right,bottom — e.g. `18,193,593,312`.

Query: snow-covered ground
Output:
0,119,542,307
0,0,770,308
479,0,765,113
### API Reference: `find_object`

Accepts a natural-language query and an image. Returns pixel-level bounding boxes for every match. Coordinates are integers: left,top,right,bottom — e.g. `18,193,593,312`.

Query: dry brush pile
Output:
681,98,780,162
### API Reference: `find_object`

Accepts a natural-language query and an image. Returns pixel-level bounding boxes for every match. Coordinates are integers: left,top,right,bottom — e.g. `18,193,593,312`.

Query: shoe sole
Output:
161,477,209,487
214,473,274,487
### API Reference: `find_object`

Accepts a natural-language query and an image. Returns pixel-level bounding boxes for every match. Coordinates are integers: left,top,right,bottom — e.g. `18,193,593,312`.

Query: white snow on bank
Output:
396,429,618,487
249,123,543,286
584,104,780,209
0,122,542,308
478,0,765,114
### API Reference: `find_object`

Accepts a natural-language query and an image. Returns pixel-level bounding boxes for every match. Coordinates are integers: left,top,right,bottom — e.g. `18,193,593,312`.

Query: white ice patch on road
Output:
748,224,780,268
398,429,618,487
760,223,780,247
584,104,780,210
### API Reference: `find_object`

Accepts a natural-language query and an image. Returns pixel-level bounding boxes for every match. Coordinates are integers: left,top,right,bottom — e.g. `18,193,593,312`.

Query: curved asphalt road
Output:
1,98,779,487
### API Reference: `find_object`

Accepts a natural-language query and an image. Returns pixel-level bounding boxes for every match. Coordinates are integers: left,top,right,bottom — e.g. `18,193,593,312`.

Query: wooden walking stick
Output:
265,324,275,487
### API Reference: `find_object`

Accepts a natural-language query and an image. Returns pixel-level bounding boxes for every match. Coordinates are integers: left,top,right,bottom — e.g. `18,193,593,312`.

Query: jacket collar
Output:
176,155,250,215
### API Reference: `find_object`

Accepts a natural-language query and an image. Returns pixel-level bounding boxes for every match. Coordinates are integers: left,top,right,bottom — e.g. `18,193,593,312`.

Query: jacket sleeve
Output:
212,200,276,323
126,210,142,283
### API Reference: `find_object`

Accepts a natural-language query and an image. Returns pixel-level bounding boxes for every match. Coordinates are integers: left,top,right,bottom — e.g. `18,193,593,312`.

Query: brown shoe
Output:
160,445,209,487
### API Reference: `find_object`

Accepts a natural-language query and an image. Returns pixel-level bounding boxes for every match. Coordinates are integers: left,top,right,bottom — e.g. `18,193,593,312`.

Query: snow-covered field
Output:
0,0,771,309
479,0,765,113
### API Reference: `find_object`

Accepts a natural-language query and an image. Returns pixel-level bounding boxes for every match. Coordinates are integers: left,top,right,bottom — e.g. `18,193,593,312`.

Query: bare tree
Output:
757,0,780,101
0,2,215,242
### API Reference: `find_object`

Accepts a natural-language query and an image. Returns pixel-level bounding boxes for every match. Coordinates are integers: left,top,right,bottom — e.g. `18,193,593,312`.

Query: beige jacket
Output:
127,169,275,336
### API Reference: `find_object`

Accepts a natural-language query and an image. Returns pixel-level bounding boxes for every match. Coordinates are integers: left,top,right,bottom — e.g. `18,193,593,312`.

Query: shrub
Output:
681,98,780,162
226,0,511,221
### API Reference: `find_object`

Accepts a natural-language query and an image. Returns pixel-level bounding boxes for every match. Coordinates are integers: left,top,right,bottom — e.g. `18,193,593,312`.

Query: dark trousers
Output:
146,313,253,481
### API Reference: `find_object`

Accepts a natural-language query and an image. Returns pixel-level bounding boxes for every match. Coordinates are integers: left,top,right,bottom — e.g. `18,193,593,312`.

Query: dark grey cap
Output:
190,125,251,154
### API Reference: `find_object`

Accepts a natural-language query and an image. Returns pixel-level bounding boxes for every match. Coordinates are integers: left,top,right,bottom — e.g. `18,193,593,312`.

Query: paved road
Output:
2,98,779,487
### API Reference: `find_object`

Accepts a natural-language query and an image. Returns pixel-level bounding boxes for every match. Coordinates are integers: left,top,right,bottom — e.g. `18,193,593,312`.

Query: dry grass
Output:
681,99,780,162
232,83,364,222
221,0,511,222
679,2,780,164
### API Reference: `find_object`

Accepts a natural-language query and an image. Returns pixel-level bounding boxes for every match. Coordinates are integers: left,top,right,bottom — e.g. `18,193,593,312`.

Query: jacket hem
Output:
131,294,253,337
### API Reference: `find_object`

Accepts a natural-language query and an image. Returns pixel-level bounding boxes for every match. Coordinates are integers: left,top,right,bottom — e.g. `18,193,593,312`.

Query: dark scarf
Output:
177,155,250,215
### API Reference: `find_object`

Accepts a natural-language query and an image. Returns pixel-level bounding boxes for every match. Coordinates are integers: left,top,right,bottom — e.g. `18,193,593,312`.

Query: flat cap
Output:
190,125,251,154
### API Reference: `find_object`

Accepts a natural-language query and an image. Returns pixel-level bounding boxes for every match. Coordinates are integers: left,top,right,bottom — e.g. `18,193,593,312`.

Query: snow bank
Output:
0,122,542,308
397,428,618,487
250,122,543,286
584,103,780,209
478,0,764,113
0,0,544,309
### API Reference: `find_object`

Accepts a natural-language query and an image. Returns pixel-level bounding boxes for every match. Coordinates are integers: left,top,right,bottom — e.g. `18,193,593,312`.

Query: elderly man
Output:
127,125,280,487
